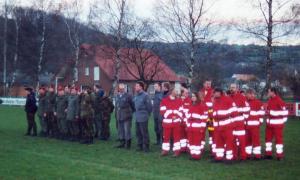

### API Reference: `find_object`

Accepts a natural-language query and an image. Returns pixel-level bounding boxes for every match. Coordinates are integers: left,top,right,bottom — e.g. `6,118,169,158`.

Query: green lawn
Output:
0,106,300,180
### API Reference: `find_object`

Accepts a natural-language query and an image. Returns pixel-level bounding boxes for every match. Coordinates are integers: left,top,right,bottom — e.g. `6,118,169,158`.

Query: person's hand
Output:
54,112,57,116
43,113,47,117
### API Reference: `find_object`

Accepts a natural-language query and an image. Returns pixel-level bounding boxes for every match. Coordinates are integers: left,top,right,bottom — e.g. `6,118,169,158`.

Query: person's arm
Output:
145,94,152,114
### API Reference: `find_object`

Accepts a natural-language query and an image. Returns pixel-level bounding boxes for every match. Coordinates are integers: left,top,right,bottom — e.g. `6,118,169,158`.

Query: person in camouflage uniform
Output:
93,85,104,139
54,86,68,140
79,86,95,144
37,87,48,137
45,85,57,138
98,92,114,140
66,87,80,141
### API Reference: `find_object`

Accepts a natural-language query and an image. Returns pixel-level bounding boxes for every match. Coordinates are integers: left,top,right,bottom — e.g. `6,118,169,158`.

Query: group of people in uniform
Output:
24,84,114,144
24,79,288,162
159,80,288,163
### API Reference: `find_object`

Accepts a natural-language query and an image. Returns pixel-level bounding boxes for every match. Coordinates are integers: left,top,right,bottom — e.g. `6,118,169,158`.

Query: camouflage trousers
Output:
82,116,94,139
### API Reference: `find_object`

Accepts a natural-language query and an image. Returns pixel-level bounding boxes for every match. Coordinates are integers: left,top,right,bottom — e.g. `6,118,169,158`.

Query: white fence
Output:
0,97,26,106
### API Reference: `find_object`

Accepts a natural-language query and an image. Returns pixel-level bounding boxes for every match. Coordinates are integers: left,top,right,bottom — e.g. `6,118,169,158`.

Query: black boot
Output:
115,139,125,148
144,144,150,153
155,133,161,145
32,122,37,136
136,144,143,152
125,139,131,149
25,125,32,136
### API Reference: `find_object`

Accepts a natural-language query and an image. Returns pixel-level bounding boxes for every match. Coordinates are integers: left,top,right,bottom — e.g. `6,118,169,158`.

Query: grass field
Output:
0,106,300,180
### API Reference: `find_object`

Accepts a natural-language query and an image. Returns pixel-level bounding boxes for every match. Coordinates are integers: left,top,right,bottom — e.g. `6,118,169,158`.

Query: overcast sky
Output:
11,0,300,45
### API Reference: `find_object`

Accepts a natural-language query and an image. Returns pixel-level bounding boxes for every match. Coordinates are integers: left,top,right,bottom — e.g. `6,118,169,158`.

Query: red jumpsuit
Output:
179,97,192,152
160,96,183,155
231,92,249,160
186,102,208,160
265,95,288,159
200,87,215,154
212,95,235,161
245,98,265,159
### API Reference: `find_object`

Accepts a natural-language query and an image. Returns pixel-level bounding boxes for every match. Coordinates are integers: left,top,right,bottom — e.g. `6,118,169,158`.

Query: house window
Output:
85,67,89,76
94,66,100,81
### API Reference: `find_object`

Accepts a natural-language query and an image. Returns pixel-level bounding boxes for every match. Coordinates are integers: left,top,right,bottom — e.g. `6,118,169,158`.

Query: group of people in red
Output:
159,80,288,163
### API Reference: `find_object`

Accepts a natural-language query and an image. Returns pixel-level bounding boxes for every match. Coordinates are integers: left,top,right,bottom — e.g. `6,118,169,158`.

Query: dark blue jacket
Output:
25,92,37,113
152,91,163,119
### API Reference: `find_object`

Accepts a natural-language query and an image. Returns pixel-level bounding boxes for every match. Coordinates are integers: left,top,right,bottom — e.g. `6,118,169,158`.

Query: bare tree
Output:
155,0,217,89
88,0,133,94
236,0,300,98
1,0,8,96
31,0,54,88
59,0,84,84
121,19,163,89
8,4,22,94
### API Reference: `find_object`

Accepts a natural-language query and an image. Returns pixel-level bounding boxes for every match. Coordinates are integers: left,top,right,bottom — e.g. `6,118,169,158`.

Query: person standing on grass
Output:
186,92,208,160
66,87,80,141
245,89,265,160
115,83,135,149
37,86,47,137
265,87,288,161
93,84,105,139
79,86,95,144
133,81,153,153
160,88,183,157
45,85,57,138
24,86,38,136
152,82,163,145
54,86,68,140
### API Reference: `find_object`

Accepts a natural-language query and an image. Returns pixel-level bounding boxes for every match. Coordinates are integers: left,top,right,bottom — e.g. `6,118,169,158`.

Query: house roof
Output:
81,44,180,82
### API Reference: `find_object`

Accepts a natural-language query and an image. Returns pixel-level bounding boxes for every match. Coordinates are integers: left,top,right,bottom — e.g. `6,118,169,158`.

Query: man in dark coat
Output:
134,81,152,152
24,87,38,136
115,83,135,149
152,83,163,145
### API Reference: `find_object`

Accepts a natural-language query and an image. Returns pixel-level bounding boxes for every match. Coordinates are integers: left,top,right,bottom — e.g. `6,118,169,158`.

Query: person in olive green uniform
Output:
54,86,68,139
45,85,57,138
98,92,114,140
37,87,48,137
66,87,80,141
93,85,105,139
80,86,95,144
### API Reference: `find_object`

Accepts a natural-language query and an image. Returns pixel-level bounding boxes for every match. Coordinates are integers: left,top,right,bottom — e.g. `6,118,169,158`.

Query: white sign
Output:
0,97,26,106
296,103,300,117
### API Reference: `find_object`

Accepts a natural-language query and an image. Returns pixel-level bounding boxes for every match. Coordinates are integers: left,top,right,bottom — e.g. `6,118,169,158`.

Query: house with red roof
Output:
55,44,181,94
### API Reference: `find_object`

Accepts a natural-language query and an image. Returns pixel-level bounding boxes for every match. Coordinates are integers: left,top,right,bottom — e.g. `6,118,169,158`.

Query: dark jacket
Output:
37,94,47,117
55,95,68,118
80,93,94,119
45,92,56,113
66,94,79,121
25,92,37,113
153,91,163,119
134,91,152,122
115,92,134,122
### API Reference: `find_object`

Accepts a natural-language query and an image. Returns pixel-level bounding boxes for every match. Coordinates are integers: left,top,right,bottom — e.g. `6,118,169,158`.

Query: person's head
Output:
38,87,46,95
268,87,278,98
170,88,177,98
154,83,161,92
70,87,77,95
57,86,64,96
135,81,145,93
162,82,170,92
118,83,126,93
246,89,256,100
25,87,33,95
64,85,70,94
94,84,102,92
191,92,200,103
181,88,189,98
48,85,54,93
204,79,212,89
230,83,238,94
213,88,223,98
198,91,205,102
